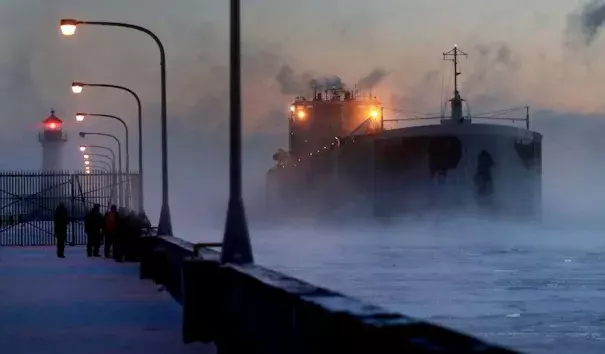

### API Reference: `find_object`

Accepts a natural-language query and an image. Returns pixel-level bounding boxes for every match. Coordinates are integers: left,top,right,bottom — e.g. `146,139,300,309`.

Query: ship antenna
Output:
443,44,467,95
443,45,468,122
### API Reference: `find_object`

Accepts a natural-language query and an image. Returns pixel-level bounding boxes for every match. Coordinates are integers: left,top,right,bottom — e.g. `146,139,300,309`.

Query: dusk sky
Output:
1,0,605,233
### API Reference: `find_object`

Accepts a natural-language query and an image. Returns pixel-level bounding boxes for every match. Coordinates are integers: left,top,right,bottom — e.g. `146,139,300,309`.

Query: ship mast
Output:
443,45,468,123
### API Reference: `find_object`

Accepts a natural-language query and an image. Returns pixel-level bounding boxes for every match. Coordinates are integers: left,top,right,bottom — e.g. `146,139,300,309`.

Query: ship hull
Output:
267,123,542,221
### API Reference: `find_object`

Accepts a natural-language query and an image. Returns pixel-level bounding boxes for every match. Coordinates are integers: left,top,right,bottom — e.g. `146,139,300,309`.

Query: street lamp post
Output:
86,159,112,171
83,152,116,172
72,82,144,212
85,163,113,200
79,144,116,162
85,166,109,173
221,0,254,264
86,167,108,173
80,145,118,206
61,18,172,235
84,157,115,203
79,131,123,206
84,152,114,163
76,112,131,208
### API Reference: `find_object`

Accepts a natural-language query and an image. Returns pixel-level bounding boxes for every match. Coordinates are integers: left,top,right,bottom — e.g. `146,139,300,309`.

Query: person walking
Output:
84,204,104,257
53,203,69,258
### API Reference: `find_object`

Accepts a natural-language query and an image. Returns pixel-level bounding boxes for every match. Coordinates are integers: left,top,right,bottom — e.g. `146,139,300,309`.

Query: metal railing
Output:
140,235,520,353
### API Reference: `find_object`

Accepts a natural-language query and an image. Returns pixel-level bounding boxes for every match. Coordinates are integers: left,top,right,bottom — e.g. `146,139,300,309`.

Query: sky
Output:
1,0,605,234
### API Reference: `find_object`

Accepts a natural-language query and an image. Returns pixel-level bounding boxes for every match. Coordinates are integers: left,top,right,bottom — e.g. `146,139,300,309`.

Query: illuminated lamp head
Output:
289,105,296,112
59,19,78,36
71,82,84,94
79,145,87,152
297,110,306,120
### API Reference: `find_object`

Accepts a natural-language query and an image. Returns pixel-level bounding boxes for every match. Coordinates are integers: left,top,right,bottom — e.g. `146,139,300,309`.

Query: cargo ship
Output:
266,46,542,221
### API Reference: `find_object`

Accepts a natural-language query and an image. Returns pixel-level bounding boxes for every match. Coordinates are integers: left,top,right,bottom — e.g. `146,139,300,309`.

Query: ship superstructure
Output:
273,88,383,167
267,46,542,221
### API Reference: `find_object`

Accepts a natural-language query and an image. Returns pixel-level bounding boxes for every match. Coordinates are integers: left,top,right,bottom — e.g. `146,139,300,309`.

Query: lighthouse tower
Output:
38,110,68,219
38,110,67,171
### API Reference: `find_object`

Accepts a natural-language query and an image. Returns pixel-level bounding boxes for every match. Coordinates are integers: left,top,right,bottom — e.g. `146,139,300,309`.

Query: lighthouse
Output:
38,110,67,171
37,110,68,219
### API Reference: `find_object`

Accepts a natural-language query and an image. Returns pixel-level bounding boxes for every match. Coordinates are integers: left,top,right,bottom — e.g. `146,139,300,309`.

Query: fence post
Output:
70,173,77,245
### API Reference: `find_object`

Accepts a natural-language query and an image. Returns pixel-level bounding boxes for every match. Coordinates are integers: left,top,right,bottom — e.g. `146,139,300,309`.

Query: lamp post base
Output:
157,202,173,236
221,197,253,264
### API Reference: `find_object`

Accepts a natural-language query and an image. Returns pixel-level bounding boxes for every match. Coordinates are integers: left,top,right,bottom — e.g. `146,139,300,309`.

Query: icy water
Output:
232,217,605,354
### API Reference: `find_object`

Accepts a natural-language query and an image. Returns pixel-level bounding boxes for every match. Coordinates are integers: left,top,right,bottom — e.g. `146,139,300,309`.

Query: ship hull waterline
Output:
266,123,542,224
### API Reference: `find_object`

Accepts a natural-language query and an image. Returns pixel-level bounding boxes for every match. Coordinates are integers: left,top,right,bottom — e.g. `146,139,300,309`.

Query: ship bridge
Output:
287,89,384,158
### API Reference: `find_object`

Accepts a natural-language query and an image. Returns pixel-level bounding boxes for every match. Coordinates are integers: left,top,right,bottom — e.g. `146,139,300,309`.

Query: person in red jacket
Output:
104,205,118,258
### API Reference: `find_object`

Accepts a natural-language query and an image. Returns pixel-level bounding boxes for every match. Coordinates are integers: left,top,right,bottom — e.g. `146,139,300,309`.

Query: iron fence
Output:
0,170,140,246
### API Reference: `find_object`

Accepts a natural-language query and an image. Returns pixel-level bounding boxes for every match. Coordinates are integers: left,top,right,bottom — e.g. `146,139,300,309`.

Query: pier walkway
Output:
0,246,214,354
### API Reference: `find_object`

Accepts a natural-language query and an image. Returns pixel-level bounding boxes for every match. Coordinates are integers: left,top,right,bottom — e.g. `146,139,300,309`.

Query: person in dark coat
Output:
84,204,104,257
53,203,70,258
138,211,151,236
114,207,129,262
103,205,119,258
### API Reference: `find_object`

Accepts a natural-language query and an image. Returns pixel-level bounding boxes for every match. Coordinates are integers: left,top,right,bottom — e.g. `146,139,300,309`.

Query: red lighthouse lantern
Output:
38,109,68,172
42,110,63,131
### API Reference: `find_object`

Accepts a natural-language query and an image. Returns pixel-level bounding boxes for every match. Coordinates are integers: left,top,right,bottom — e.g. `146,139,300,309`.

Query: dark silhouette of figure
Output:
138,211,151,236
84,204,104,257
53,203,69,258
114,207,129,262
103,205,118,258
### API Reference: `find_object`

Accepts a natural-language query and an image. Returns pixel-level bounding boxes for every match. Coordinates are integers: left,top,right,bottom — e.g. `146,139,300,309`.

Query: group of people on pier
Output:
53,203,151,260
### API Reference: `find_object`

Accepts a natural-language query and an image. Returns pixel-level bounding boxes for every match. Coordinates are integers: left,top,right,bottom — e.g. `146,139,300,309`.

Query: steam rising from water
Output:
244,111,605,354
